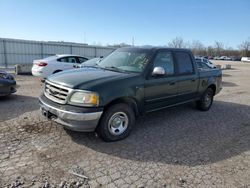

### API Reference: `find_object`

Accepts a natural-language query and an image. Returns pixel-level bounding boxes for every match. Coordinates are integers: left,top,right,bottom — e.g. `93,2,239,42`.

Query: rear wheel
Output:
96,103,135,142
196,88,214,111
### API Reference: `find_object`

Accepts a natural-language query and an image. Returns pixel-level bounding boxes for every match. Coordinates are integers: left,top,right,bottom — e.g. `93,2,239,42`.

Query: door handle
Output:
169,82,176,85
191,79,196,82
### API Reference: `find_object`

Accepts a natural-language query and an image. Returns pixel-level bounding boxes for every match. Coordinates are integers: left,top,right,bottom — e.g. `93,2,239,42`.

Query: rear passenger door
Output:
174,51,199,102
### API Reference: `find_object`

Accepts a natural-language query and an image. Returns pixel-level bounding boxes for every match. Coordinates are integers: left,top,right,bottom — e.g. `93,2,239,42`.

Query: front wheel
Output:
96,103,135,142
196,88,214,111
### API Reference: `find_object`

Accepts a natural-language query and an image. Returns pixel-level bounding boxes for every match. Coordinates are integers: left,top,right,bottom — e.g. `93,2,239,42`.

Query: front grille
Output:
44,81,70,104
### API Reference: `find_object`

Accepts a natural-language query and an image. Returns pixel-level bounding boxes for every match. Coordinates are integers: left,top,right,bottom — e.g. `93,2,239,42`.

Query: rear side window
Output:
57,57,77,63
175,52,194,74
57,57,68,62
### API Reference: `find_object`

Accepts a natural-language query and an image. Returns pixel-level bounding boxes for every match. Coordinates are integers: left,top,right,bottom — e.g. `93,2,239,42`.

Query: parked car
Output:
39,47,222,141
0,71,16,96
80,57,102,68
196,60,213,69
31,54,88,78
219,56,232,60
230,56,241,61
241,57,250,62
195,57,217,68
213,56,220,60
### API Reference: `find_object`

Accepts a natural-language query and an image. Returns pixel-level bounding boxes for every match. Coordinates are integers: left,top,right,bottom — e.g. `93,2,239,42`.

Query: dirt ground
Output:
0,60,250,187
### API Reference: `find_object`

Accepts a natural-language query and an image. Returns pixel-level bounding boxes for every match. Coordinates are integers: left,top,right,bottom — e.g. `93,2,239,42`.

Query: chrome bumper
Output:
39,97,103,132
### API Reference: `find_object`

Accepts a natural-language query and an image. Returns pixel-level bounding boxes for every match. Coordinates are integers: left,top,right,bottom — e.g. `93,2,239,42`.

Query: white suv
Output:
32,54,88,78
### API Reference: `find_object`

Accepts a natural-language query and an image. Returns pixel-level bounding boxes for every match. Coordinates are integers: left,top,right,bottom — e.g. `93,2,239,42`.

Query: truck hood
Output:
47,67,136,89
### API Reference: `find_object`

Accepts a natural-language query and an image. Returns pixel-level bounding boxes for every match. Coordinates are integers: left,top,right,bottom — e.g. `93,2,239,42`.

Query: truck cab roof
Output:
118,46,192,53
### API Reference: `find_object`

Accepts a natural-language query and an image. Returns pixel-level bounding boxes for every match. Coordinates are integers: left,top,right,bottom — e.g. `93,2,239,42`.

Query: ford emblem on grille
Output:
48,89,59,95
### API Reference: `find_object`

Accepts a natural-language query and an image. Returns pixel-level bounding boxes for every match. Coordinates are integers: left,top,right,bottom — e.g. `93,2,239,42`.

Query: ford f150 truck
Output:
39,47,222,141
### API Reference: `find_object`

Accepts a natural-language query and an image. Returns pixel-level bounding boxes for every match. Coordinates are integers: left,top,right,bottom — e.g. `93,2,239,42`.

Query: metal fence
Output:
0,38,116,68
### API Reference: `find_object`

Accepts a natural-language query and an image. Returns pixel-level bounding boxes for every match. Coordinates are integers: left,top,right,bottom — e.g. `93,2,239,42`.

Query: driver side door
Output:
144,50,178,112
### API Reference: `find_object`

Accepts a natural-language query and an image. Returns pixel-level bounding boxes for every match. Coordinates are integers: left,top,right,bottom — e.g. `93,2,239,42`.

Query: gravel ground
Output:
0,61,250,187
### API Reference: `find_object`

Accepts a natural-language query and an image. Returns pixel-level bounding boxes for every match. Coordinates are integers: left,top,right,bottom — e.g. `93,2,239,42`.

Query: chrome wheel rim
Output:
108,112,129,136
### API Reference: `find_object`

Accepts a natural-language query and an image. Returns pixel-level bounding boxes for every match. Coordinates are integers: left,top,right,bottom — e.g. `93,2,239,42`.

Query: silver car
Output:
195,57,217,69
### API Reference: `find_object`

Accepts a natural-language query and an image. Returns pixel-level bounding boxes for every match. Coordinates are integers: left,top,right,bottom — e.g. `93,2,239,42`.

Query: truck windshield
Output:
97,50,149,73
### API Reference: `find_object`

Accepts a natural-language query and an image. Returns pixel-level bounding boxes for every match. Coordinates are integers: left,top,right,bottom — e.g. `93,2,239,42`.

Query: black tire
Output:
96,103,135,142
196,88,214,111
53,70,62,74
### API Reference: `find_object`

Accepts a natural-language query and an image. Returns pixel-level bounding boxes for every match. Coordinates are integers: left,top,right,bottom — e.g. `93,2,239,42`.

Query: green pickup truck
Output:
39,47,222,141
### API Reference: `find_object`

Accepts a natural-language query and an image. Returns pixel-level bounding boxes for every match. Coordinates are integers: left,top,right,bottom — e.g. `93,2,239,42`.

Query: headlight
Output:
69,91,99,106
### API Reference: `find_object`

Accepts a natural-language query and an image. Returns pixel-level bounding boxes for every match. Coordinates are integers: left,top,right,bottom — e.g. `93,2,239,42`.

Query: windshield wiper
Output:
104,66,127,73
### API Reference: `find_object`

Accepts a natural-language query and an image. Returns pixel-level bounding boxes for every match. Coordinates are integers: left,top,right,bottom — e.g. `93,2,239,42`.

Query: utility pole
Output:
132,36,135,46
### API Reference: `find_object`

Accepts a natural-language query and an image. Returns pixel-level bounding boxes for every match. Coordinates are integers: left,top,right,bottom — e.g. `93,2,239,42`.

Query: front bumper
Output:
0,79,16,96
39,94,103,132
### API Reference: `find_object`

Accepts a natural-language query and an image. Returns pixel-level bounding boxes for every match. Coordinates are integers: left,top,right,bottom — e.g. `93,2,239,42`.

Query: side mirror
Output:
152,67,165,76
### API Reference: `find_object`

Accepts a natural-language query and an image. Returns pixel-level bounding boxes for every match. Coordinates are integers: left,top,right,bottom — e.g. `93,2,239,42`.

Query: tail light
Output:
34,62,47,67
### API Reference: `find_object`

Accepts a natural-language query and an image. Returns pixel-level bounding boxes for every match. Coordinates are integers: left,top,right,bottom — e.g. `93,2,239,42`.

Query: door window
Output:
78,57,88,63
67,57,77,63
57,57,77,63
153,51,174,76
57,57,68,62
175,52,194,74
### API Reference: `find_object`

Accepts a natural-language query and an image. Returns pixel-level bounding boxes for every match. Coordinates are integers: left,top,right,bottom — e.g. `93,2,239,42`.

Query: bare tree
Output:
214,41,224,56
239,38,250,57
168,37,186,48
224,46,239,56
107,43,130,48
206,46,215,57
190,40,205,56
